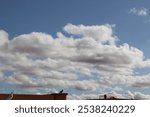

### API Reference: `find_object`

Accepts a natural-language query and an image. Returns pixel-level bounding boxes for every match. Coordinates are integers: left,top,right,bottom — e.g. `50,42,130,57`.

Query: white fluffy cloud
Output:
0,30,9,47
0,24,150,99
64,23,116,45
129,7,148,16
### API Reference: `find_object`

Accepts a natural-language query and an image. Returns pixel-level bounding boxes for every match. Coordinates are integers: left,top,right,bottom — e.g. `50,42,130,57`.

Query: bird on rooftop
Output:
59,90,63,94
6,91,14,100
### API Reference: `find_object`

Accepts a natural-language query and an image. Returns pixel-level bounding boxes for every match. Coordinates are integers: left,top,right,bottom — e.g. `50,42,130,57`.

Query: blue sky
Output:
0,0,150,99
0,0,150,56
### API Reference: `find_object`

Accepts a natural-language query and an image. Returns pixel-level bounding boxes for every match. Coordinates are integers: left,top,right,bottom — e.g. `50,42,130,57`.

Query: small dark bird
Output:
59,90,63,94
6,91,14,100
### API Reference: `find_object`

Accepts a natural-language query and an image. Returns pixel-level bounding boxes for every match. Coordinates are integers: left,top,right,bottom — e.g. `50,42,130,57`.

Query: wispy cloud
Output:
129,7,148,16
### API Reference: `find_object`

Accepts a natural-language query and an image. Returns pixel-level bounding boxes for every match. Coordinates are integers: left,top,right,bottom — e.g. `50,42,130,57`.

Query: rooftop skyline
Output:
0,0,150,99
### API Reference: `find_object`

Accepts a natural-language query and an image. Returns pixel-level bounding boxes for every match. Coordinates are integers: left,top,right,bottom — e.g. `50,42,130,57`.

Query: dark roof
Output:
0,93,68,100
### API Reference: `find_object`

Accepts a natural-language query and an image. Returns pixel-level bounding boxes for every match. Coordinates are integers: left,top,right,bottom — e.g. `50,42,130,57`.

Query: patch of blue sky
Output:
3,70,13,77
134,68,150,75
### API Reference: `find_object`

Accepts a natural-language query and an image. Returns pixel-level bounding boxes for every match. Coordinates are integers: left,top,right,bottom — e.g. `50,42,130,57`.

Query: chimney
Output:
104,94,107,99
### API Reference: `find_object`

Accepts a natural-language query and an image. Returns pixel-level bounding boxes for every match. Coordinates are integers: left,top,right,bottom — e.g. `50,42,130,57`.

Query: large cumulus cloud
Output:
0,24,150,99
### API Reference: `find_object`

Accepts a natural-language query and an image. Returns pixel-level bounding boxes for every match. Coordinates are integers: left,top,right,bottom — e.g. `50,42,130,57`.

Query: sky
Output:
0,0,150,99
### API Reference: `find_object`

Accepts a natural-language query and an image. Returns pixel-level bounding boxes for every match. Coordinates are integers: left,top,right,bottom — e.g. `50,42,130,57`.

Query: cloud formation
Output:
0,24,150,99
63,23,116,45
129,7,148,16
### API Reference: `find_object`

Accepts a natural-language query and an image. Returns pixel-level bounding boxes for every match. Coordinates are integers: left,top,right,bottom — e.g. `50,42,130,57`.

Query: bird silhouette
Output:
6,91,14,100
59,90,63,94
